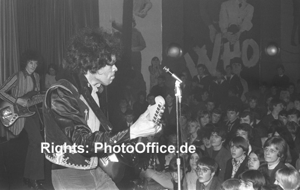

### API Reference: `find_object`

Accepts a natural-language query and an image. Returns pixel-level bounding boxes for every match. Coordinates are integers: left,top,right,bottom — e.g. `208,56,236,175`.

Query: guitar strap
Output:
74,74,112,132
29,73,44,130
29,74,37,91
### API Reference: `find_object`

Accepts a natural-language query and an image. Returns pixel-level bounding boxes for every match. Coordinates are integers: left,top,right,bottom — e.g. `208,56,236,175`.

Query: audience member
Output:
183,150,204,190
261,137,288,184
248,149,266,170
195,157,222,190
223,104,240,147
221,179,241,190
44,64,57,90
150,75,170,97
224,64,243,98
206,126,231,182
224,136,249,180
149,56,163,89
274,165,300,190
192,64,212,92
272,65,290,91
239,170,266,190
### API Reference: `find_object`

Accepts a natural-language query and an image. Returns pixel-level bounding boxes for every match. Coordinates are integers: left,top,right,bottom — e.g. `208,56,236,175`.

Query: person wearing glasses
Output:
42,28,161,190
260,137,288,184
195,156,221,190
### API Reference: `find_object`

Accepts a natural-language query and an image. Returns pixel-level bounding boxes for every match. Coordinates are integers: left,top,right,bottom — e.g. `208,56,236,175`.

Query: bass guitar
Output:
0,92,45,127
98,95,165,183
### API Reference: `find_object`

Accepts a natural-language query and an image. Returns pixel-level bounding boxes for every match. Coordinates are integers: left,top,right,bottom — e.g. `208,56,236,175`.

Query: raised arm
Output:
44,86,131,156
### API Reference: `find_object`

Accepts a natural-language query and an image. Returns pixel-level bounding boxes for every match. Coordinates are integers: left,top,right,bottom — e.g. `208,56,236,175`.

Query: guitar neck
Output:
27,95,45,107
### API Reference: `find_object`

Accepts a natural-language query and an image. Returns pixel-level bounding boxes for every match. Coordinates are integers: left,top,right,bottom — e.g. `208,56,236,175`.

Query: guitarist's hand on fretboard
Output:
16,98,29,107
129,96,165,139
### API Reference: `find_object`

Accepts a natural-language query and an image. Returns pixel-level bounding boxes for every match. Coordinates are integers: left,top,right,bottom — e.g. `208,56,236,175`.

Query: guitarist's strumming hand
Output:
16,98,29,107
130,109,162,139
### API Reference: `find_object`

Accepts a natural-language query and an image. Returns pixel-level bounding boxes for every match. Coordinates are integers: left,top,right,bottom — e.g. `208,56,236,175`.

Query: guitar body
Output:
0,102,35,127
98,155,126,183
98,96,165,183
0,92,44,127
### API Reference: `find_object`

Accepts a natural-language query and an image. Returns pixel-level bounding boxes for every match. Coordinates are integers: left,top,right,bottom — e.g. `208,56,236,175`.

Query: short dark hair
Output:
211,126,227,141
197,156,218,174
65,28,122,74
230,57,242,65
198,109,211,119
248,95,258,102
200,126,213,139
226,104,240,113
47,64,57,74
269,98,283,111
240,111,255,124
230,136,249,154
239,170,266,190
236,123,253,141
250,148,266,166
212,108,223,115
276,64,285,71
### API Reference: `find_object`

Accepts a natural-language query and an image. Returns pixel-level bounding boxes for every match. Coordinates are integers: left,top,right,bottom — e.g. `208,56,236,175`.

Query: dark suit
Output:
224,156,248,180
209,79,229,106
223,118,240,148
163,105,177,133
272,74,289,90
206,146,232,182
259,162,287,184
196,177,222,190
193,75,212,92
225,74,243,97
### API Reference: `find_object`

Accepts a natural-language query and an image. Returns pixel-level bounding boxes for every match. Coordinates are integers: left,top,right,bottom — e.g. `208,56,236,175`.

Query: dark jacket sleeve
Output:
44,85,130,156
224,159,233,181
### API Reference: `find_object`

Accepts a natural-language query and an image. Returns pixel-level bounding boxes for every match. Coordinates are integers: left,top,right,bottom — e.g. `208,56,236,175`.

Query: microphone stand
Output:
163,66,182,190
174,80,182,190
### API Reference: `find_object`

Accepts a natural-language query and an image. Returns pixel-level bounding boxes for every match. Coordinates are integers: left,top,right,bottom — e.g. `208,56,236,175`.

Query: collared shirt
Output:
197,177,213,190
231,154,246,178
78,82,101,167
84,83,100,132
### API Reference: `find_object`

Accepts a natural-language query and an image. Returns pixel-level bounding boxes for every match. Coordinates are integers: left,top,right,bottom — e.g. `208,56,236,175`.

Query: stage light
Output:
166,43,183,58
265,42,280,56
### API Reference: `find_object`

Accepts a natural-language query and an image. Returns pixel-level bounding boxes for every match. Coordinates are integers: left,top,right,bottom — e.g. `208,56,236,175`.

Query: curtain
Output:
0,0,19,138
17,0,99,75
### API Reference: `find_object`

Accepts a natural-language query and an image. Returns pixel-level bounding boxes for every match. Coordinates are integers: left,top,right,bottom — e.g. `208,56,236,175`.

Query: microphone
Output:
163,67,182,83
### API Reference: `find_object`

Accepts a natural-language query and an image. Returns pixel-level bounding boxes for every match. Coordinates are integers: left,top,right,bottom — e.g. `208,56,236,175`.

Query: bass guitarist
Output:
0,50,45,189
42,28,162,190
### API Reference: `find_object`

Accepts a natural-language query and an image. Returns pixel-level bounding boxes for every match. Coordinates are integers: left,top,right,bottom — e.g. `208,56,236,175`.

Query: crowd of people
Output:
109,59,300,190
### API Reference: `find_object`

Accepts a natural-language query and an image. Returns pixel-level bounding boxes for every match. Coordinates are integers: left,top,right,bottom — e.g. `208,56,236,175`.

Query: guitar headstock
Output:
148,96,165,125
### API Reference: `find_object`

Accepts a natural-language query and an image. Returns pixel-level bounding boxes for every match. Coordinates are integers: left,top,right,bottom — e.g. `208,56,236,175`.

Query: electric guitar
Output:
98,96,165,183
0,92,45,127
